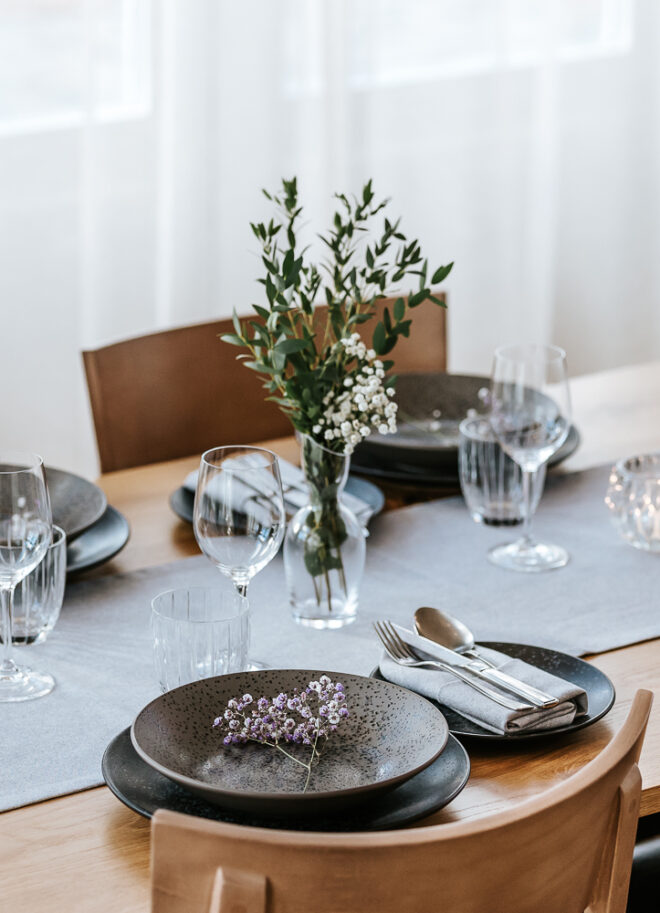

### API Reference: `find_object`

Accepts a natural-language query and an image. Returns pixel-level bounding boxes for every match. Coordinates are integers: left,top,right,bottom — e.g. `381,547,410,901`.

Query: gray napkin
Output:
184,460,373,523
380,627,588,735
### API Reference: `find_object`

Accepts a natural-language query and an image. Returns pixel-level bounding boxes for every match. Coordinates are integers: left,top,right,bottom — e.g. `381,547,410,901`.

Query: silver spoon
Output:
414,606,559,709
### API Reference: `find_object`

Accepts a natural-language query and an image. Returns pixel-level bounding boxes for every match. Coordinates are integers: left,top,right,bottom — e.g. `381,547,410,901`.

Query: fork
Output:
374,620,533,712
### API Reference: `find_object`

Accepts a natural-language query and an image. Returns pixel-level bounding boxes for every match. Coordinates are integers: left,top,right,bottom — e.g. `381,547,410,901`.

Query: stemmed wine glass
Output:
193,446,285,669
0,451,54,700
488,344,572,572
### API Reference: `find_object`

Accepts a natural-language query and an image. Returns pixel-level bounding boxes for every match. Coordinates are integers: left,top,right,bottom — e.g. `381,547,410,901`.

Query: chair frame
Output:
150,690,652,913
82,296,446,473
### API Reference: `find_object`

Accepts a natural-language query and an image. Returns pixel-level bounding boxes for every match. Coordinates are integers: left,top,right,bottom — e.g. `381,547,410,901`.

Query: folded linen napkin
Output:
380,625,589,735
184,458,373,522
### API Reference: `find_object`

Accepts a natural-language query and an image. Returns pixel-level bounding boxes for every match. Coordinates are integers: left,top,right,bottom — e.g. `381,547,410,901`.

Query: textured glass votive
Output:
10,525,67,645
459,416,546,526
151,586,249,692
605,454,660,551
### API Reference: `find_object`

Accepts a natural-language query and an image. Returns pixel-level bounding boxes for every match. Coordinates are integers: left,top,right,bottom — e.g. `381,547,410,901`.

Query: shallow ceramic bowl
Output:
353,373,579,476
46,467,107,540
131,669,449,816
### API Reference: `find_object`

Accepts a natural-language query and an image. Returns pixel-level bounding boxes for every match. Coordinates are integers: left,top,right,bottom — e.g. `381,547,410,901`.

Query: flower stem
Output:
303,731,320,793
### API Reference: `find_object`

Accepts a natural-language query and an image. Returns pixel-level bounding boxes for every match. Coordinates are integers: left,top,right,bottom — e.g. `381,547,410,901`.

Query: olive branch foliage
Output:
222,177,453,450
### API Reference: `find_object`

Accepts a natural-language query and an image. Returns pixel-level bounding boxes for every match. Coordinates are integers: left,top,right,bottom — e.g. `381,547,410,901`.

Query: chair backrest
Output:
150,689,651,913
82,296,446,473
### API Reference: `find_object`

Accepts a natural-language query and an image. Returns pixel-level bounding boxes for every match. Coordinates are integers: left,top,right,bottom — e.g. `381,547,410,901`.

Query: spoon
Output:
414,606,559,709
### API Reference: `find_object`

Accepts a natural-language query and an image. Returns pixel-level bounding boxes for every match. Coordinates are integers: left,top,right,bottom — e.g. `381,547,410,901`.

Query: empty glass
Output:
151,586,249,692
0,451,54,700
606,454,660,551
489,344,572,572
11,525,67,645
194,446,285,668
459,417,546,526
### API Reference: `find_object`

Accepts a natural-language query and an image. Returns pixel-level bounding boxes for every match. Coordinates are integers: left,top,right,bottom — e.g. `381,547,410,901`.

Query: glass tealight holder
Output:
605,454,660,551
9,525,67,645
151,586,249,693
459,416,546,527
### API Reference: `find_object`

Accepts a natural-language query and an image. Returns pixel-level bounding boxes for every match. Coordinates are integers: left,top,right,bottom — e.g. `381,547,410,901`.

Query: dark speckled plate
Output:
46,467,107,541
103,727,469,831
130,670,449,816
373,642,615,741
352,373,579,484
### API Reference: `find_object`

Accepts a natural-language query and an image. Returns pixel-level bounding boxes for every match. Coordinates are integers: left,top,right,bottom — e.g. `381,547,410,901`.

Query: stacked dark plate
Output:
351,373,580,485
103,669,471,832
47,467,130,575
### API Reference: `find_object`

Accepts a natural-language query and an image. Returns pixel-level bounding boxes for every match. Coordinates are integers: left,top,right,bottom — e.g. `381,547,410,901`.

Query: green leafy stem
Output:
221,177,454,451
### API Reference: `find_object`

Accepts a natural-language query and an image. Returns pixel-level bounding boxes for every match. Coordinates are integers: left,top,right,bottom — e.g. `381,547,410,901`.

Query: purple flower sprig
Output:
212,675,349,791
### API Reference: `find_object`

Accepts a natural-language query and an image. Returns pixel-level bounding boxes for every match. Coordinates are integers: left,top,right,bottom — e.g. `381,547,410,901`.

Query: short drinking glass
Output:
11,525,67,644
459,417,546,526
151,586,249,692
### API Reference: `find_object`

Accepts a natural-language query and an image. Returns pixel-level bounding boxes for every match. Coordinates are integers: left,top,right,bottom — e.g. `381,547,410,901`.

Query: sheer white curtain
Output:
1,0,659,476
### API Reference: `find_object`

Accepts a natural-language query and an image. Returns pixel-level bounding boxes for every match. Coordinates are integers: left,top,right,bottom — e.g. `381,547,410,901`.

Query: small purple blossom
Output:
211,677,350,790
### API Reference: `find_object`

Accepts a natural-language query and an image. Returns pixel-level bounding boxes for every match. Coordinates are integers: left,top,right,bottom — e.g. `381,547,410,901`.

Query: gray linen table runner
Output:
2,464,659,811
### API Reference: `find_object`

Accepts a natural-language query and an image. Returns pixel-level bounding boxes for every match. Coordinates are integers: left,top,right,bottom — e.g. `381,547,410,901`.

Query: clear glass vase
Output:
284,434,366,628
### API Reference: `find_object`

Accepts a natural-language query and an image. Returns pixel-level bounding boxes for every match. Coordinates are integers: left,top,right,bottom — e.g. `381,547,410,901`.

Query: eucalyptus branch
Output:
221,177,453,448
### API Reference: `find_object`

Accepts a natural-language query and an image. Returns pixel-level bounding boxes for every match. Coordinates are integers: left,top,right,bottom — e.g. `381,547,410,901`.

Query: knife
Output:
392,624,560,709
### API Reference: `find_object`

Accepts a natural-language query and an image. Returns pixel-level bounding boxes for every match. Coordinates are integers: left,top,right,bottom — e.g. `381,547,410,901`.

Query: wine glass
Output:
193,446,285,668
488,344,572,572
0,451,54,700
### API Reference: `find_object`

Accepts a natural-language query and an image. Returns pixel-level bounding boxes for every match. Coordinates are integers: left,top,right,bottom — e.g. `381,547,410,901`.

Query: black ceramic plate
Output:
373,642,615,741
169,476,386,525
103,727,469,832
46,467,107,540
351,426,580,487
66,506,130,576
351,373,580,484
131,670,449,816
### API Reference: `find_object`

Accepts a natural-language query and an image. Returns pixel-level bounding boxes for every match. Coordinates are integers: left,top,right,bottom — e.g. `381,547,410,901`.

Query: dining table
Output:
2,359,660,913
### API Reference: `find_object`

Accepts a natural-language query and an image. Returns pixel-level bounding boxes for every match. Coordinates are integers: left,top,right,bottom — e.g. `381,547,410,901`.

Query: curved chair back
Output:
151,689,651,913
83,297,446,473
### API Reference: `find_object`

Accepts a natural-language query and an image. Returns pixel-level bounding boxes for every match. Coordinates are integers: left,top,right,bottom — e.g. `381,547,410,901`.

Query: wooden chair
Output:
82,297,446,473
150,690,652,913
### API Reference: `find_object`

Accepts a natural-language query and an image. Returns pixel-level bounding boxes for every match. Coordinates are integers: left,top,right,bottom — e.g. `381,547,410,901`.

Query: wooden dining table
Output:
2,360,660,913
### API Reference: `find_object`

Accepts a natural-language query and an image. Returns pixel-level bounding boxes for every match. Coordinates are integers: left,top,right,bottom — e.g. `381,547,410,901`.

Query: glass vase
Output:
284,434,366,628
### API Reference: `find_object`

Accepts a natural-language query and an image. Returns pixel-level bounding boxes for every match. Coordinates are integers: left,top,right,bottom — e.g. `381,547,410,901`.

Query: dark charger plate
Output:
66,506,130,576
103,727,470,832
351,373,580,485
373,642,615,741
169,475,385,526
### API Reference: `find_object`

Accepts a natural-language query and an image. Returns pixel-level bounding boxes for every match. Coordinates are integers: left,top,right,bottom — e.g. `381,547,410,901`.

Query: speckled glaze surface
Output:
130,669,449,815
374,642,615,741
352,373,579,480
46,467,107,540
104,728,469,831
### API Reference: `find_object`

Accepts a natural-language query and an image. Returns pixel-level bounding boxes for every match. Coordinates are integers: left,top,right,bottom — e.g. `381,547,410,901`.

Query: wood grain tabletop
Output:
2,361,660,913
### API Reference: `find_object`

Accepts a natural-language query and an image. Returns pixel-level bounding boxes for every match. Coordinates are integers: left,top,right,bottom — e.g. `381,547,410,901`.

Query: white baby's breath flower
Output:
312,337,398,451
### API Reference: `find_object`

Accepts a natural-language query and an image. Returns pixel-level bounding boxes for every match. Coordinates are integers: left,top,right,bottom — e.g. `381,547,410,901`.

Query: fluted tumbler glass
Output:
151,586,249,693
11,525,67,645
459,417,546,526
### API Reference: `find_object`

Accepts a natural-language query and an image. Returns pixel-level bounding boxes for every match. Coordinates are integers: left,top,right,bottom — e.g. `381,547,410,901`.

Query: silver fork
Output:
374,620,532,712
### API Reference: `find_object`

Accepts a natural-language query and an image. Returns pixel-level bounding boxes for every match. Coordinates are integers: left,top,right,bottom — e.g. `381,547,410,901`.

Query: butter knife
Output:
393,624,560,709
